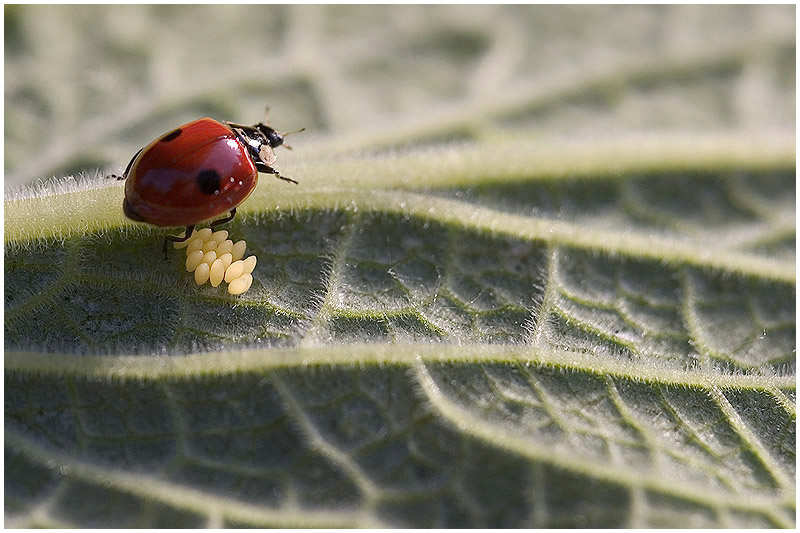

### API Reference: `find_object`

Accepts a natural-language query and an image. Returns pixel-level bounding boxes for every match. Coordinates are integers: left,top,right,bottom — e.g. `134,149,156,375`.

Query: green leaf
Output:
5,5,795,528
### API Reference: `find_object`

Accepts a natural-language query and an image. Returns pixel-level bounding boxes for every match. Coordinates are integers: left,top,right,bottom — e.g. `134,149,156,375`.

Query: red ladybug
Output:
113,114,302,254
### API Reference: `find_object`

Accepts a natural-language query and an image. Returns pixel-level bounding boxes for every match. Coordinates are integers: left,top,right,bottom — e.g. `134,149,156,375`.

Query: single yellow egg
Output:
242,255,257,274
210,230,229,244
231,240,247,261
201,250,217,267
194,262,210,285
224,260,245,283
216,239,234,255
209,258,225,287
185,250,205,272
228,273,253,295
218,252,233,271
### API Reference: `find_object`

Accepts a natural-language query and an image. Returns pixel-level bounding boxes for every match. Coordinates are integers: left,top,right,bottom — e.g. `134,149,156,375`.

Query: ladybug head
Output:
255,123,305,150
256,124,285,148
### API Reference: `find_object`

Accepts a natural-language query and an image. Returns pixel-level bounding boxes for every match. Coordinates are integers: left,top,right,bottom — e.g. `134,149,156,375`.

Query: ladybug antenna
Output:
279,127,305,150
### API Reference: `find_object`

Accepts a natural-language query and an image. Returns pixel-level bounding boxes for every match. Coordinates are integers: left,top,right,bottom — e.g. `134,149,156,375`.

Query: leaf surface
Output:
4,5,795,528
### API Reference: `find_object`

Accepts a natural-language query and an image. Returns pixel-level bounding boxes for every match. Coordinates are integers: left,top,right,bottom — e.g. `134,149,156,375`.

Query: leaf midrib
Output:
5,345,795,391
5,187,794,284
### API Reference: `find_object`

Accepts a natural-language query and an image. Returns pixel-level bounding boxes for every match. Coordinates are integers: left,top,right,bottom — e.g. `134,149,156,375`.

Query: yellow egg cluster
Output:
172,228,256,295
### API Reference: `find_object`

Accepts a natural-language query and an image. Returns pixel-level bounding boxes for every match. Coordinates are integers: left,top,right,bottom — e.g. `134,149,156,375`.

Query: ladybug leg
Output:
105,148,143,180
163,224,195,260
255,161,298,184
210,208,237,229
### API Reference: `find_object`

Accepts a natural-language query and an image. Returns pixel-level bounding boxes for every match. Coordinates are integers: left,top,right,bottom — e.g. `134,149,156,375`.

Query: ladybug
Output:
112,113,303,255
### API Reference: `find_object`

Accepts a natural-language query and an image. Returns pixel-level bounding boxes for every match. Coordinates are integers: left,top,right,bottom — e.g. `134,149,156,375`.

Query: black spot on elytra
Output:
197,169,221,195
160,128,183,142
